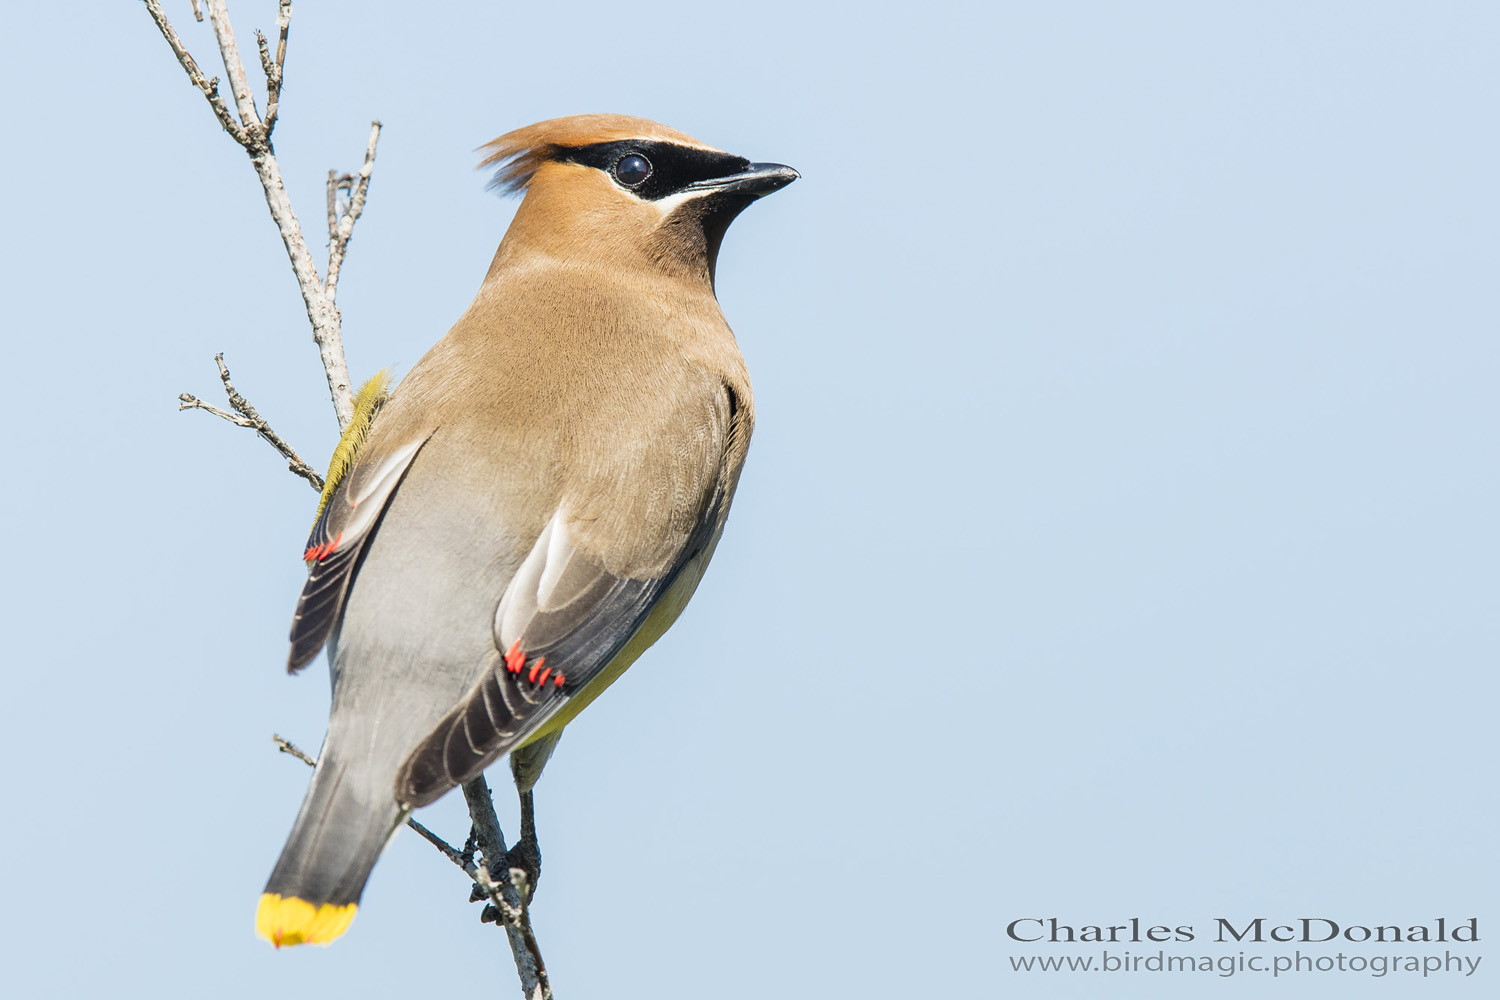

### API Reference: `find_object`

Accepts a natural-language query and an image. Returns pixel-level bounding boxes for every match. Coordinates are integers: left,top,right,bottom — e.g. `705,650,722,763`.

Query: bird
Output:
255,114,797,948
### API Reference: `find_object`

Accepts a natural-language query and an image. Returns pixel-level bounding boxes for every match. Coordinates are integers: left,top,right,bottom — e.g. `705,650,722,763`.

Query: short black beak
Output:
685,162,800,199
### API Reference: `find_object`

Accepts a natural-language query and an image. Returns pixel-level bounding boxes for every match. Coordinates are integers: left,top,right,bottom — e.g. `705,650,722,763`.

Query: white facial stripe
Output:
645,188,716,216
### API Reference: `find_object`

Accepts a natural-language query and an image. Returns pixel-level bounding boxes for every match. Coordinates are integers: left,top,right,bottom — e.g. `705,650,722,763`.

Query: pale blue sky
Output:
1,2,1494,997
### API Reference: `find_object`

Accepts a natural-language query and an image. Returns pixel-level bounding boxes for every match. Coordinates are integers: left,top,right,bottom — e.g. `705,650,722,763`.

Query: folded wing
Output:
394,497,722,807
287,438,430,672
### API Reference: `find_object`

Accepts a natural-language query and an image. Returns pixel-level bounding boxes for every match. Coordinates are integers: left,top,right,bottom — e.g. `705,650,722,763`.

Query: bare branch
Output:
408,817,477,875
179,353,324,491
260,0,291,135
178,391,254,427
211,353,323,489
326,170,346,245
273,1,291,76
464,778,554,1000
325,122,381,302
256,33,273,93
143,0,356,428
272,733,318,766
204,0,263,136
190,0,203,20
141,0,249,144
253,143,354,430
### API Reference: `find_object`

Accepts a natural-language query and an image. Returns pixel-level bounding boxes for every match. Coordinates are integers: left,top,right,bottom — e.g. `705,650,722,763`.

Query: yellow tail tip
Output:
256,893,357,948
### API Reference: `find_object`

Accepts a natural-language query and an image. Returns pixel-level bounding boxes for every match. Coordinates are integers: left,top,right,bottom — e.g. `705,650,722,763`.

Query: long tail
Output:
257,752,406,948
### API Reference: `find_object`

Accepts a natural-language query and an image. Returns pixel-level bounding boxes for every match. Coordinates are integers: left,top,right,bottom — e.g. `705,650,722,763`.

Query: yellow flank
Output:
313,370,393,525
256,893,358,948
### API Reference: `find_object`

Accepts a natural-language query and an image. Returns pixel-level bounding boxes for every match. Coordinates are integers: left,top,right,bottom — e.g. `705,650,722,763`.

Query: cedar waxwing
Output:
256,114,796,947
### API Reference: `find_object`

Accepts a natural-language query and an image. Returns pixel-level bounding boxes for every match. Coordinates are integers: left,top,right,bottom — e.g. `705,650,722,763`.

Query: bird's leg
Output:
503,783,542,903
502,732,560,904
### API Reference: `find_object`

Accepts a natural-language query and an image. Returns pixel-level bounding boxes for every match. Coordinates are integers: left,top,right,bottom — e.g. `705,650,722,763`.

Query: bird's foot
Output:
502,842,540,904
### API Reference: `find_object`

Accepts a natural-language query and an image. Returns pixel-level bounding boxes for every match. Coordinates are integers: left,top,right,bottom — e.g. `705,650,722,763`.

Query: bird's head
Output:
480,114,797,288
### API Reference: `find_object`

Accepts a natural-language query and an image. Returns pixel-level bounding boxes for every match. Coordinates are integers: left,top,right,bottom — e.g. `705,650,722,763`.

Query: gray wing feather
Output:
287,438,429,672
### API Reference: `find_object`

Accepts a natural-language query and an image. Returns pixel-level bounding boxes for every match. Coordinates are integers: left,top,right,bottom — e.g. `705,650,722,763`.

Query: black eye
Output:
613,153,652,187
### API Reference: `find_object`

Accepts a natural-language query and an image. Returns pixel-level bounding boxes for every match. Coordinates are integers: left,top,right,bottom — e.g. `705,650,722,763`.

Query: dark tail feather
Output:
257,753,405,948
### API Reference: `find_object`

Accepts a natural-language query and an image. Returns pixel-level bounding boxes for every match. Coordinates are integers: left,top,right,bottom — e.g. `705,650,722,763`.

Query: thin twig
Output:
211,353,318,482
408,817,477,875
326,122,382,303
179,354,324,490
326,171,345,247
141,0,249,143
273,735,475,875
464,778,554,1000
202,0,357,428
205,1,263,136
178,392,252,428
259,0,291,135
255,32,274,115
272,733,318,766
144,0,362,430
